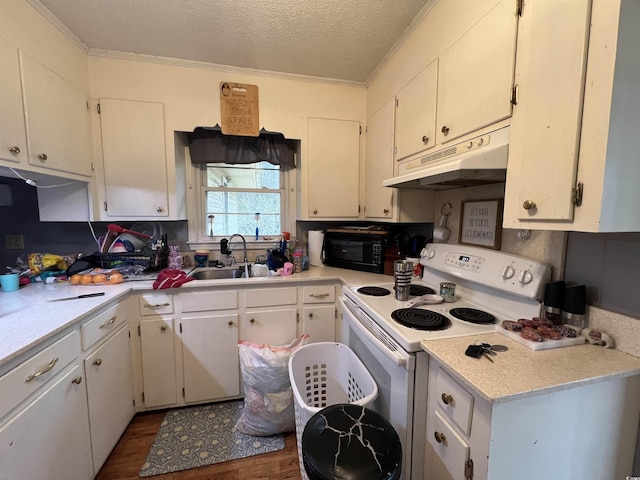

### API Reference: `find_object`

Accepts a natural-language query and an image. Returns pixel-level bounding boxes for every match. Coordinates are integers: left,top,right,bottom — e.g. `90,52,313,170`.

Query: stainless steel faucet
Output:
228,234,249,277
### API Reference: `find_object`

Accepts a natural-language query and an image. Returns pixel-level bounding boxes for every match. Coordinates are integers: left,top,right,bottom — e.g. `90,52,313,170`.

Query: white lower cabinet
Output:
140,318,177,408
300,284,338,343
243,287,298,345
425,359,640,480
84,325,135,474
181,314,240,403
0,364,93,480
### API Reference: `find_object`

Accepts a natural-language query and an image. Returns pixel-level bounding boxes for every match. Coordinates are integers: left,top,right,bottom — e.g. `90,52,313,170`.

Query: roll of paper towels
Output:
308,230,324,266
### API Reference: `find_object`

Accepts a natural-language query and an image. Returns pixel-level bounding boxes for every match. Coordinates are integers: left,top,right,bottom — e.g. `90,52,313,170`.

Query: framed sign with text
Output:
459,199,503,249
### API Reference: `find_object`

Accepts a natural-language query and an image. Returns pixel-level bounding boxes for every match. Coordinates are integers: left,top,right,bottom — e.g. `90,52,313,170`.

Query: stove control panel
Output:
421,243,551,300
444,252,485,271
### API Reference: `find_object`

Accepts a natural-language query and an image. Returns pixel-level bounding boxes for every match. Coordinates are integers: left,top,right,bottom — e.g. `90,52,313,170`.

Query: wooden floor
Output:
96,410,302,480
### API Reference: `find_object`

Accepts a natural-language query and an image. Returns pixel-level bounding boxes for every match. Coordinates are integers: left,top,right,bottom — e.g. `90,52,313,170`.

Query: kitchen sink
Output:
188,267,246,280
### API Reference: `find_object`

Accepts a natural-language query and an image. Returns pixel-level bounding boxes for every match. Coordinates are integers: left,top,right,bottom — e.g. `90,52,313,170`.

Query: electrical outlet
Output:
5,234,24,250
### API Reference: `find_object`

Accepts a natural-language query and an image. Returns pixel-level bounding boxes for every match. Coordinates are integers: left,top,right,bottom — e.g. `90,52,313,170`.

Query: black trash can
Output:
301,403,402,480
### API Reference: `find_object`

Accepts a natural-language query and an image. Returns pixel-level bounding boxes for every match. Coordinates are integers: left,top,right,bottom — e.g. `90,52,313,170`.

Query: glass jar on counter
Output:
292,251,303,273
439,282,456,303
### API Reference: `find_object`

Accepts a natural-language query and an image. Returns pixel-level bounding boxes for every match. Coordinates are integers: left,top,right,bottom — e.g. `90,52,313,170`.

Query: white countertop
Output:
0,266,389,371
420,332,640,404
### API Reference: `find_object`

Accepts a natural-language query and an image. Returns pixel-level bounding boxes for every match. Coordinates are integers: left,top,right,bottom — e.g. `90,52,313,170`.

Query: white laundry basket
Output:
288,342,378,480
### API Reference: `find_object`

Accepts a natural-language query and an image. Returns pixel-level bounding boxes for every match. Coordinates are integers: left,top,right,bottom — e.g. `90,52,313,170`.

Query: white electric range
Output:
339,243,551,479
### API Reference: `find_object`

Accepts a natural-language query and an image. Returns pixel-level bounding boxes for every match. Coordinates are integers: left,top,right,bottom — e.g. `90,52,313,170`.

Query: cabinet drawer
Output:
302,285,336,304
429,410,470,480
244,287,297,308
81,301,127,350
0,331,79,420
138,293,173,316
435,368,474,435
180,290,238,313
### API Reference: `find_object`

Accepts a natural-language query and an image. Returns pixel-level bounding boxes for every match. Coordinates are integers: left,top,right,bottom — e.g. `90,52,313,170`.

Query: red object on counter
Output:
153,269,194,289
107,223,152,239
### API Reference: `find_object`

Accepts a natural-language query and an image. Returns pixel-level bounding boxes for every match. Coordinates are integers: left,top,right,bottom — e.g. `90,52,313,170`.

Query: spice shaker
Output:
562,284,587,329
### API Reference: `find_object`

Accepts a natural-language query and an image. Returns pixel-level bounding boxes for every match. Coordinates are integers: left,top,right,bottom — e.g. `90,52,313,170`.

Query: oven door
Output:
339,296,414,480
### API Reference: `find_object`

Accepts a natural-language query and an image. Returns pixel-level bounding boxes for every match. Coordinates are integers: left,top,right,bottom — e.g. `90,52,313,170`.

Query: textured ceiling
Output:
35,0,430,83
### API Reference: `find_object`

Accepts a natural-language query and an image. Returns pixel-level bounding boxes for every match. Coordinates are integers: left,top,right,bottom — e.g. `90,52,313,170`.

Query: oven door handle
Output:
342,300,411,368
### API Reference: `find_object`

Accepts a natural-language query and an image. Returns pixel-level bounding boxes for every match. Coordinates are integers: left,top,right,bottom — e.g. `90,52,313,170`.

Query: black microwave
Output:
323,228,389,273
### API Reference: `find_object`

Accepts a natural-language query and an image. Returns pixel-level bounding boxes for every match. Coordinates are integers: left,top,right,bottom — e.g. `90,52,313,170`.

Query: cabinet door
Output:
0,37,27,165
0,365,93,480
85,326,135,473
307,118,360,218
364,97,396,220
20,51,92,177
181,314,240,403
437,0,517,143
395,59,438,161
243,308,297,346
140,318,177,408
301,305,336,343
99,98,169,217
505,0,591,223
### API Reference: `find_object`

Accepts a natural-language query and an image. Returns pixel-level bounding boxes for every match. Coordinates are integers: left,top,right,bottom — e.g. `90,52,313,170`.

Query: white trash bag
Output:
235,334,309,436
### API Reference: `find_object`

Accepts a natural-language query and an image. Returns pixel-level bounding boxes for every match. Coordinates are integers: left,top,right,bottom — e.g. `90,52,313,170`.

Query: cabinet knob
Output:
8,146,20,155
71,376,83,385
434,431,446,444
250,318,256,324
228,320,234,326
156,207,164,212
160,325,167,332
308,313,314,319
93,358,103,366
421,136,429,145
37,153,48,161
383,208,389,214
522,200,536,210
313,209,318,215
441,126,450,136
441,392,453,405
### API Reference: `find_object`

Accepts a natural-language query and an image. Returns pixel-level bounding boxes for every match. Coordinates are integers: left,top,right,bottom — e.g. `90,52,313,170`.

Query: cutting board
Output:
498,328,586,350
220,82,259,136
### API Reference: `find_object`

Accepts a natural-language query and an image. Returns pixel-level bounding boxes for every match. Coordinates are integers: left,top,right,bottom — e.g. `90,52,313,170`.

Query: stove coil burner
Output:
391,308,452,331
392,285,435,297
449,308,496,325
357,286,391,296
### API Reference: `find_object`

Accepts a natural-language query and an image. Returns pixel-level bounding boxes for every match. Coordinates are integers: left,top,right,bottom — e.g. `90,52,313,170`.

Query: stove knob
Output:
422,248,435,260
502,265,515,279
519,269,534,285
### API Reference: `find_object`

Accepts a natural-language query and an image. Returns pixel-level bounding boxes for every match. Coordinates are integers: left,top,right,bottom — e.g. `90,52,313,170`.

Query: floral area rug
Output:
139,400,286,477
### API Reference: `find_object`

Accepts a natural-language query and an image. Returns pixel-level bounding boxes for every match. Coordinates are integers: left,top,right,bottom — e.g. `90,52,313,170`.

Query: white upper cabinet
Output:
364,97,435,222
97,98,170,218
306,117,360,219
394,59,438,161
504,0,640,232
436,0,518,144
20,50,92,177
0,37,27,165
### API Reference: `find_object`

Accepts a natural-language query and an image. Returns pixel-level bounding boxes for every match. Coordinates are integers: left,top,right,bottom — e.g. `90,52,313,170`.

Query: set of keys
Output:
465,341,508,362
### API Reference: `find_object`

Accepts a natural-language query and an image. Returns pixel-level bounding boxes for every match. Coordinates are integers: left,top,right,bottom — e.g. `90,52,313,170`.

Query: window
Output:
203,162,283,237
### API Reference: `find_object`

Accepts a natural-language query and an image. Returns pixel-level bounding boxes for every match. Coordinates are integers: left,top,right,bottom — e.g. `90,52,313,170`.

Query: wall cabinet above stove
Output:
504,0,640,232
364,97,435,222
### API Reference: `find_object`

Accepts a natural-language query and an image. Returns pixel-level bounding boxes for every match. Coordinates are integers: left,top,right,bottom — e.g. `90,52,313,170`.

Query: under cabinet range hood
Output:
383,126,510,190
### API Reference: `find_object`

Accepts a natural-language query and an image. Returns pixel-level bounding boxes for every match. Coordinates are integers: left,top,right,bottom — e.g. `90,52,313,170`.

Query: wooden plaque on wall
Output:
220,82,259,136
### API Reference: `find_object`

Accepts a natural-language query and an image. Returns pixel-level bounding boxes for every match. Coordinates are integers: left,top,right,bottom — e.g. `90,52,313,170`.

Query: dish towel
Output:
153,269,194,289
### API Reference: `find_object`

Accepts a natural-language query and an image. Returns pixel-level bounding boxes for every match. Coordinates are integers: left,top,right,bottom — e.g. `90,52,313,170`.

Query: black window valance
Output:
187,126,296,167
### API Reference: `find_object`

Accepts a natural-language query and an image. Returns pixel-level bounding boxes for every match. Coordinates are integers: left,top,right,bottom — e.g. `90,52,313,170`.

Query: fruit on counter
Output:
69,270,124,285
501,318,579,342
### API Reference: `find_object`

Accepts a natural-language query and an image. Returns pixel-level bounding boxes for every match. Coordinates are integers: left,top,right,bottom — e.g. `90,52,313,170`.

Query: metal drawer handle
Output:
71,376,83,385
8,146,20,155
99,315,117,329
441,393,454,405
144,302,170,308
434,431,446,444
93,359,103,366
309,293,330,299
25,357,59,382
